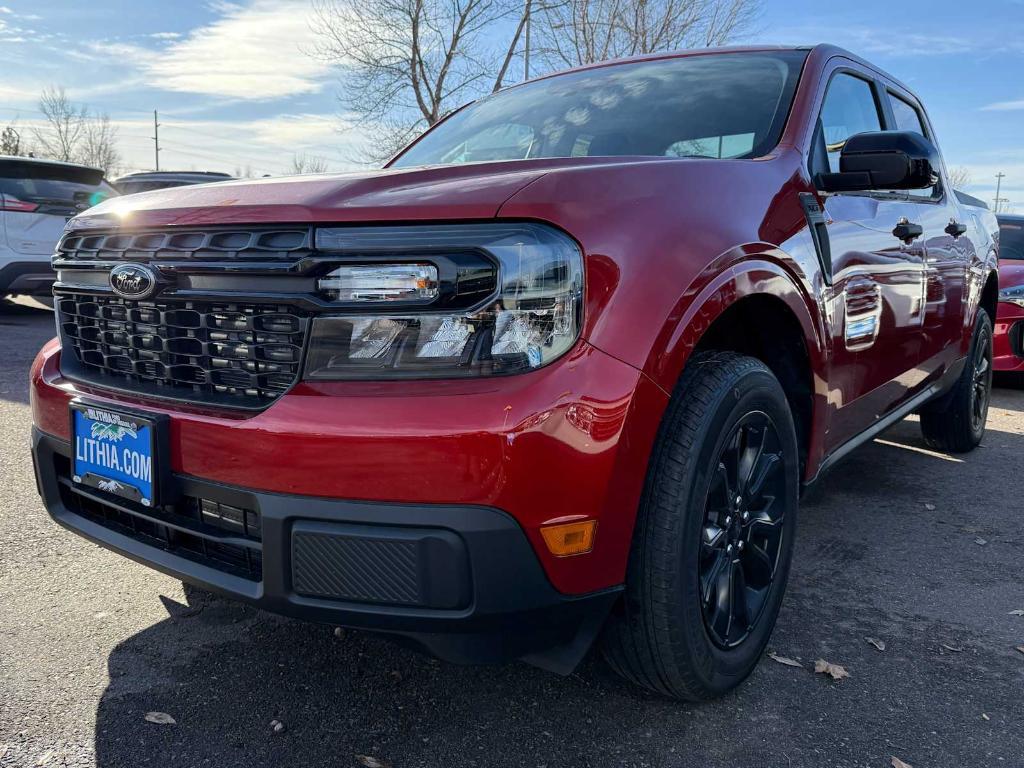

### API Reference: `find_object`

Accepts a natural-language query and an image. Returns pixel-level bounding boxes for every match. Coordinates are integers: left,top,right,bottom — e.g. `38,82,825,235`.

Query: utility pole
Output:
152,110,161,172
994,172,1005,212
523,0,531,80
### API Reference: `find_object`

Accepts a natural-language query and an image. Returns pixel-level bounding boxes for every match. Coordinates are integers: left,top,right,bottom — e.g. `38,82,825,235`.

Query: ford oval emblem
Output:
109,263,159,300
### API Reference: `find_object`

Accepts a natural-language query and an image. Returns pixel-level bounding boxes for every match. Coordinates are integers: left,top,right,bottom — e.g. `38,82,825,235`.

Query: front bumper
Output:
994,301,1024,372
32,338,668,595
0,261,56,296
32,427,620,671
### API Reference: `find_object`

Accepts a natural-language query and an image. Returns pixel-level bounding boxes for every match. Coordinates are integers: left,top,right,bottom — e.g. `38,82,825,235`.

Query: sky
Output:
0,0,1021,209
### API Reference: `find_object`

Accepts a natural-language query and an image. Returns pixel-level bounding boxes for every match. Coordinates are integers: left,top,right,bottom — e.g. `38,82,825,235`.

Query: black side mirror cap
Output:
816,130,940,193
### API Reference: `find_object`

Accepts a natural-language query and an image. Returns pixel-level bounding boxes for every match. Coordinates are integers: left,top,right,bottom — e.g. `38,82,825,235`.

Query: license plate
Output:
71,403,157,506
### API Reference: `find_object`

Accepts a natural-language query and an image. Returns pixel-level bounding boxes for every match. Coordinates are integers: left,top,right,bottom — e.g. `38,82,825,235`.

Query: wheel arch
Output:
980,269,999,326
645,252,828,481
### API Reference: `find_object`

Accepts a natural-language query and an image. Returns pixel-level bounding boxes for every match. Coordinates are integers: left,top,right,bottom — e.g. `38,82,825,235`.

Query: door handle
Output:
893,217,924,244
944,219,967,238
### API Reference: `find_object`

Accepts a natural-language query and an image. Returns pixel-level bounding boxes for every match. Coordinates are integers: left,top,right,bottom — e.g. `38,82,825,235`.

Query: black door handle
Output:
945,220,967,237
893,218,923,243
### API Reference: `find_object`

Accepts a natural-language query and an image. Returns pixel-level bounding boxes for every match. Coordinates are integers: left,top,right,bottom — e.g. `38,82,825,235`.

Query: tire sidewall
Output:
968,311,993,443
676,367,800,691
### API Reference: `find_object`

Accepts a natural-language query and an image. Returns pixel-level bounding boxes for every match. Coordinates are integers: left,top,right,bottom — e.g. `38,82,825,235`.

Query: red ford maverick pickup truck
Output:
31,44,999,700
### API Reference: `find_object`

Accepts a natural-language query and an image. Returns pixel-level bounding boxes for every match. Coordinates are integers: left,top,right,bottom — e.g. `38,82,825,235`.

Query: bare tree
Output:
946,166,972,190
79,113,122,177
33,86,88,162
289,153,330,174
534,0,760,68
493,0,533,92
311,0,518,161
31,87,122,174
1,124,23,156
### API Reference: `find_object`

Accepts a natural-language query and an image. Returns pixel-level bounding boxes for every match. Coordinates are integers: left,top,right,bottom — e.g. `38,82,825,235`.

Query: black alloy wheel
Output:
970,323,993,433
920,309,993,453
699,412,786,648
601,351,800,701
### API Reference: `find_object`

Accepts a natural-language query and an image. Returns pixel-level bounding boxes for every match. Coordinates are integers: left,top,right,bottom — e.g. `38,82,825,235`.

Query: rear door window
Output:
818,73,883,173
889,94,926,136
886,92,939,199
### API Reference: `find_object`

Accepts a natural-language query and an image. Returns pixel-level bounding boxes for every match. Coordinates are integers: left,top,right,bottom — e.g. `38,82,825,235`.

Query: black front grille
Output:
55,456,263,580
57,227,311,262
58,294,308,407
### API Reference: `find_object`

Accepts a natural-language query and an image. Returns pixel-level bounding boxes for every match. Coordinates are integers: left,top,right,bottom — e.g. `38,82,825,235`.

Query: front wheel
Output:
601,351,800,701
919,310,993,453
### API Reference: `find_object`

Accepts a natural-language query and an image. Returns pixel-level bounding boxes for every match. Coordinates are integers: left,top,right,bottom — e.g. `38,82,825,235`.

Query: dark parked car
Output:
1,156,114,301
32,44,998,701
111,171,234,195
995,214,1024,372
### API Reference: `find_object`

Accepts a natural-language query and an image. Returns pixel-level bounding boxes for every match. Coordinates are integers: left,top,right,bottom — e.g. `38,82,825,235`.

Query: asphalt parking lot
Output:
1,297,1022,768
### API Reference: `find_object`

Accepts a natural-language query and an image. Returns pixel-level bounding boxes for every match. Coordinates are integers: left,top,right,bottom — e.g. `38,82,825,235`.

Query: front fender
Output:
643,245,828,393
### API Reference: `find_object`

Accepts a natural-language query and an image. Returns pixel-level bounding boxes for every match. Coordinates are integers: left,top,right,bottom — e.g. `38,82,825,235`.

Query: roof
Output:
0,154,103,173
113,171,234,182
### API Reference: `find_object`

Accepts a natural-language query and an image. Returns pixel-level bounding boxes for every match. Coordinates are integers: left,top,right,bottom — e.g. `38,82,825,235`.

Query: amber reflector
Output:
540,520,597,557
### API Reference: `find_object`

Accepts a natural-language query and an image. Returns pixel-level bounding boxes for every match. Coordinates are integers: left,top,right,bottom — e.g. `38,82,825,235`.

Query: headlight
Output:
303,223,583,379
999,285,1024,308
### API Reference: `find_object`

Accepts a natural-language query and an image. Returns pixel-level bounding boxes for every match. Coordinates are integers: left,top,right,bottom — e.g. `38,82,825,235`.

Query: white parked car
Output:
0,156,116,303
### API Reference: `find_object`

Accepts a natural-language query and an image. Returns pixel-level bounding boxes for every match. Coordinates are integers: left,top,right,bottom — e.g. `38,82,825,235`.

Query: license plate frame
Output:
70,400,168,507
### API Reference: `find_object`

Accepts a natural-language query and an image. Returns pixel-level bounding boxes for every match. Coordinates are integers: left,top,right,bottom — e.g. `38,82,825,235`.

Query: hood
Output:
67,158,655,232
999,259,1024,289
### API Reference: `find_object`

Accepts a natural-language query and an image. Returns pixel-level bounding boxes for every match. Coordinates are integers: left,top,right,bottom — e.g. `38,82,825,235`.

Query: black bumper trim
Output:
0,261,56,295
32,428,620,670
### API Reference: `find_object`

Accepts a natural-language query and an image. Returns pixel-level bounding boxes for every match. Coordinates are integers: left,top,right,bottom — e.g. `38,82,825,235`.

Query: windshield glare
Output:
391,51,806,168
1000,221,1024,260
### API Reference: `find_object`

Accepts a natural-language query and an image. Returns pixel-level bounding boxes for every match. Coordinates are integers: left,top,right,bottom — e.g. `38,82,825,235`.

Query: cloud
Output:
981,99,1024,112
104,0,330,100
756,25,982,59
149,32,181,40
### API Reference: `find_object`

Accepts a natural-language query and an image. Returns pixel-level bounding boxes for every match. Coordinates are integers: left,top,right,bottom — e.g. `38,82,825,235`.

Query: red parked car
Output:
31,44,999,700
995,214,1024,372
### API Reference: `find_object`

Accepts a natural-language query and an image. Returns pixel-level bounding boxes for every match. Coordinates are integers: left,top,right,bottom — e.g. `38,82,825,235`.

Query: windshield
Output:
1001,220,1024,260
391,51,806,168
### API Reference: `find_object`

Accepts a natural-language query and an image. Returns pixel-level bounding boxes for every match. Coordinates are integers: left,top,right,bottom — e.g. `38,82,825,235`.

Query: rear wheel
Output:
919,311,993,453
601,351,799,700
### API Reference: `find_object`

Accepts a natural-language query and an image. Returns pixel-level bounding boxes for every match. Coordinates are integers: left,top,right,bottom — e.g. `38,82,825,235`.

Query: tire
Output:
919,310,993,453
601,351,800,701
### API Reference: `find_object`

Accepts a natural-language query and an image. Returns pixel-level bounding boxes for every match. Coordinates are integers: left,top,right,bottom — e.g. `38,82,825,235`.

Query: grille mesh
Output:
58,293,308,405
292,530,422,605
54,455,263,581
57,227,311,261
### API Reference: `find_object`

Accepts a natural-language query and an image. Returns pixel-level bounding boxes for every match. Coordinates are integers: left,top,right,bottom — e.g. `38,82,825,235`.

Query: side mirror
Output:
817,130,940,193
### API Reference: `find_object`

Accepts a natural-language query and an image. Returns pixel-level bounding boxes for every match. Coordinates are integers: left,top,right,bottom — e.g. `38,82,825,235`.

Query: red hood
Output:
68,157,661,232
999,259,1024,289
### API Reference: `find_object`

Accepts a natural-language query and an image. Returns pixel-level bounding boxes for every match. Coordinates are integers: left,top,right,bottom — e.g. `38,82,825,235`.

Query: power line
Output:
153,140,288,175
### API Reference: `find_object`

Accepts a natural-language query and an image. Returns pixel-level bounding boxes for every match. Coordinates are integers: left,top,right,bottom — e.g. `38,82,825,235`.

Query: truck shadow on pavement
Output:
90,398,1024,768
